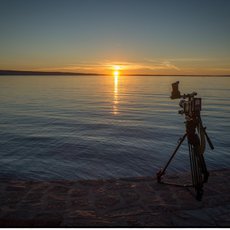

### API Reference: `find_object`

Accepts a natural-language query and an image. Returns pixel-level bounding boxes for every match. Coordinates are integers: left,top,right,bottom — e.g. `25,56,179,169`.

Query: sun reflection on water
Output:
113,74,119,115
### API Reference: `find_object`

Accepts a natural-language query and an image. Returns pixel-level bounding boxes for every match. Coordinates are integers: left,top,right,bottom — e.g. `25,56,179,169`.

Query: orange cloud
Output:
35,59,181,75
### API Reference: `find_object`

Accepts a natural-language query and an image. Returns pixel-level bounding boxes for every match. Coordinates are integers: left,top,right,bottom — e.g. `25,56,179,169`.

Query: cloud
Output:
35,59,181,73
36,62,105,72
163,58,210,62
103,60,180,72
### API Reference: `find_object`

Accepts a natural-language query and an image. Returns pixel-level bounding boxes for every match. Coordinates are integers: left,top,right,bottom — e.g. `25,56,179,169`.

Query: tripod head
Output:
170,81,201,117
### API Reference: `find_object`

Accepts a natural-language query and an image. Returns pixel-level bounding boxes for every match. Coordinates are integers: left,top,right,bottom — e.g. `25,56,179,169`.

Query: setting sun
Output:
113,65,121,76
113,70,119,76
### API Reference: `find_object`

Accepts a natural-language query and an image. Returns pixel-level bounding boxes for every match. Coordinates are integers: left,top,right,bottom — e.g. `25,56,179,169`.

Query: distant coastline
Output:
0,70,100,76
0,70,229,77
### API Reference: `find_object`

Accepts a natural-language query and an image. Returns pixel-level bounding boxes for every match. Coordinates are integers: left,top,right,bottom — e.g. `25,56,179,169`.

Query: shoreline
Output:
0,169,229,227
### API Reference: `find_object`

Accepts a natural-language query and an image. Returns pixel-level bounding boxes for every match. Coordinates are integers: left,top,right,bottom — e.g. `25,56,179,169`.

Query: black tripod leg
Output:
157,133,187,183
189,136,204,201
198,117,214,150
198,151,209,183
203,127,214,150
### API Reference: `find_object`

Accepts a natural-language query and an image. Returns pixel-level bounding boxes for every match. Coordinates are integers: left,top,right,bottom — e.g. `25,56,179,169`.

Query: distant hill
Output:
0,70,101,76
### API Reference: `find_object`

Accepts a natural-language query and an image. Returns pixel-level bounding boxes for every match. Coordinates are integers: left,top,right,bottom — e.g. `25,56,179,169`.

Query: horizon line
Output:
0,69,230,77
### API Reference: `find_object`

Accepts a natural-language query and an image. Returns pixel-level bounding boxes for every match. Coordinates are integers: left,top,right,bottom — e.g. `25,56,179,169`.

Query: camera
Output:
171,81,201,116
157,81,214,201
179,97,202,116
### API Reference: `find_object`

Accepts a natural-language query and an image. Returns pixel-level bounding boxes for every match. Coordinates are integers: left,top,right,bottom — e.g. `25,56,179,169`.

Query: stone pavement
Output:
0,169,229,227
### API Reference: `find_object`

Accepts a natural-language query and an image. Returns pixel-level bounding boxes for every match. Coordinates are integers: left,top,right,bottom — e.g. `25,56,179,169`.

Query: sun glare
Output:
114,65,121,70
113,70,119,76
113,65,121,76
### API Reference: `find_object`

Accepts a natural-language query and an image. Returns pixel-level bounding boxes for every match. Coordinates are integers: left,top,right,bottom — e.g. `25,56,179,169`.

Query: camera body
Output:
179,97,202,116
171,81,202,117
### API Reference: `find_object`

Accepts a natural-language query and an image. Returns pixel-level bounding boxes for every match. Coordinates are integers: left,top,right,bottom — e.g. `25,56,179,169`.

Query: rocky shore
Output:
0,169,229,227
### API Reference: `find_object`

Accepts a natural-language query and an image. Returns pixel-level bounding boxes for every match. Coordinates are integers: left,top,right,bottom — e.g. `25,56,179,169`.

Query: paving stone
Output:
0,169,229,227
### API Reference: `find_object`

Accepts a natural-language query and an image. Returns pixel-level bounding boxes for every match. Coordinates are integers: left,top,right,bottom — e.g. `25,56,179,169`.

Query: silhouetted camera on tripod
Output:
171,81,201,117
157,81,214,201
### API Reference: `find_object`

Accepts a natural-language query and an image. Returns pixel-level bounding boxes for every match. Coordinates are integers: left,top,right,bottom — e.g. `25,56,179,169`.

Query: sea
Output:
0,75,229,181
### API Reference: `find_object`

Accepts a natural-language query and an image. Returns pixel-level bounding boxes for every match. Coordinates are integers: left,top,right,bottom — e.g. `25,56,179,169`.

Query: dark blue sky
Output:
0,0,230,74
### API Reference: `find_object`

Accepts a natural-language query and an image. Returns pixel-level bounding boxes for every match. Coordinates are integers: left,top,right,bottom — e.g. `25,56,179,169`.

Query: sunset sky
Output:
0,0,230,75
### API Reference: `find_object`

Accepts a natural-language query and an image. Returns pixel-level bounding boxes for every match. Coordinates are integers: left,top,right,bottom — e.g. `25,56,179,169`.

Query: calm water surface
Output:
0,75,229,180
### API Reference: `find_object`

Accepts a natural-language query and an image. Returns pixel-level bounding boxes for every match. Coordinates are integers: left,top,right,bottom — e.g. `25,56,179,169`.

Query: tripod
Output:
157,84,214,201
